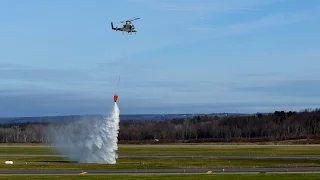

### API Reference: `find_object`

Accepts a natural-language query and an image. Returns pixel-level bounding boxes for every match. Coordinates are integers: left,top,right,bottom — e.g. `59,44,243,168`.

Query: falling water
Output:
47,103,120,164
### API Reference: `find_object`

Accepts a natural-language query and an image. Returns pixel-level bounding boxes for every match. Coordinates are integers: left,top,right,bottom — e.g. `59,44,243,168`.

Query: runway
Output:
1,154,320,160
1,167,320,175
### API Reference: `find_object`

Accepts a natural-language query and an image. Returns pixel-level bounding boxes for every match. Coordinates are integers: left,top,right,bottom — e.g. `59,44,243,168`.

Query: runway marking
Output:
79,171,87,175
206,171,212,174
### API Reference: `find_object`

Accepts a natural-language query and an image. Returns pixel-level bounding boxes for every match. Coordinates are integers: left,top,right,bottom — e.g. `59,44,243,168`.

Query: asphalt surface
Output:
1,167,320,175
2,154,320,160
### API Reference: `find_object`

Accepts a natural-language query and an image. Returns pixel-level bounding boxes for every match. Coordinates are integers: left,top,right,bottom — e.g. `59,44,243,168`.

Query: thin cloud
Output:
187,8,316,38
0,64,118,99
226,10,312,32
0,63,26,69
134,0,284,13
127,0,317,56
235,72,284,77
161,4,259,12
229,79,320,98
121,0,290,58
0,64,115,83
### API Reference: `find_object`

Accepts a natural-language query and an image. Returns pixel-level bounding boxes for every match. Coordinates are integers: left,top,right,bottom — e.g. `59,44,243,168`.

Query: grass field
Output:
1,143,320,179
1,174,320,180
1,144,320,156
1,156,320,169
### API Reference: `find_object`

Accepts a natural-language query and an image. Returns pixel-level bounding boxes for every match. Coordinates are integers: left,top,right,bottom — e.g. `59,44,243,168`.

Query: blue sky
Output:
1,0,320,117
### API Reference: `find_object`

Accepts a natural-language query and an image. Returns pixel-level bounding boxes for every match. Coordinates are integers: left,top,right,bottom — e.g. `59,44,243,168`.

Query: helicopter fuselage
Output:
111,22,137,33
123,24,136,32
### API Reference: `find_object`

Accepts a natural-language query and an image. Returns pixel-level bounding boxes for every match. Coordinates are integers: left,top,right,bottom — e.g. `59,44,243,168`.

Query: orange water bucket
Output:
114,94,118,102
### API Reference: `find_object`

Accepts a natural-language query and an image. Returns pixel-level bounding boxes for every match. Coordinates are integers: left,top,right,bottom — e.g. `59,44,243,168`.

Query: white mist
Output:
47,103,120,164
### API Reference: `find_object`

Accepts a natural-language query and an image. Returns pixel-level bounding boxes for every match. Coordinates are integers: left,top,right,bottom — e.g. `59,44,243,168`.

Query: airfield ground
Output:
3,143,320,156
1,174,320,180
1,143,320,179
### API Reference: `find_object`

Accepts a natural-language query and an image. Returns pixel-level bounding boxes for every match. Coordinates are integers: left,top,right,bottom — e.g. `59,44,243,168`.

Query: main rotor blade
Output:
119,17,140,23
129,17,140,21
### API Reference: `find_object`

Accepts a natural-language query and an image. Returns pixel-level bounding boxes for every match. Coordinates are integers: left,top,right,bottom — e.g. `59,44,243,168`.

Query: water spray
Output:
47,102,120,164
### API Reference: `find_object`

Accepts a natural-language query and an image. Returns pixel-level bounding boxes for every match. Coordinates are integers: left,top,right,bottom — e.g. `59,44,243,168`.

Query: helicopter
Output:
111,17,140,34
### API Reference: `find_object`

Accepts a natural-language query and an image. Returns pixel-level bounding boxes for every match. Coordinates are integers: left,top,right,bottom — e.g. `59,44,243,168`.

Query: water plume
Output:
46,103,120,164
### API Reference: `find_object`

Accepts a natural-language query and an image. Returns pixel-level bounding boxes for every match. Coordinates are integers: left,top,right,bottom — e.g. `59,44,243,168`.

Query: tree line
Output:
1,108,320,144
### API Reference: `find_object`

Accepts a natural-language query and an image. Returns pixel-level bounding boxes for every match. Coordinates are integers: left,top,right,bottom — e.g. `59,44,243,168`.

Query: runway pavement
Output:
1,154,320,160
1,167,320,175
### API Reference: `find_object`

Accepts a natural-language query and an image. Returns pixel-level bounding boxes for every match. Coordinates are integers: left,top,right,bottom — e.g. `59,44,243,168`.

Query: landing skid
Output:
121,32,136,35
